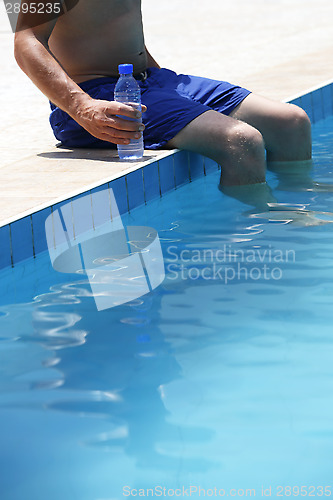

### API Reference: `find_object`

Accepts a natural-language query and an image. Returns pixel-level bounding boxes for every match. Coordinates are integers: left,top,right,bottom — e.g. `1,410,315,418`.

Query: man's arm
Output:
14,6,144,146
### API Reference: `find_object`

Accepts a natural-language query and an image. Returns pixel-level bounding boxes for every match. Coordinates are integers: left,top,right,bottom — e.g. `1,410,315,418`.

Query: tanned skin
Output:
14,0,158,146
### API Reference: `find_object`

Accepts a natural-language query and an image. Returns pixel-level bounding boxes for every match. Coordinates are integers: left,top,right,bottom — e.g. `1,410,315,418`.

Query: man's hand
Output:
74,97,146,145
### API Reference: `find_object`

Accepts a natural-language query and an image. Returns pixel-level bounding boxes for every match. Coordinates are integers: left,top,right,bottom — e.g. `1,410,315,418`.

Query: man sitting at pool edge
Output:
14,0,312,187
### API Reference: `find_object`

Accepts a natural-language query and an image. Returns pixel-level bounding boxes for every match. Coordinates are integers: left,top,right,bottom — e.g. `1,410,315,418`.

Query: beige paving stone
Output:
0,197,56,221
1,0,333,225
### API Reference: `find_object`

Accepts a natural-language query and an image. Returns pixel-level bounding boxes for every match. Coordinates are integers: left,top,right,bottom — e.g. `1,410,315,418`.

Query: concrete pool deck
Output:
0,0,332,226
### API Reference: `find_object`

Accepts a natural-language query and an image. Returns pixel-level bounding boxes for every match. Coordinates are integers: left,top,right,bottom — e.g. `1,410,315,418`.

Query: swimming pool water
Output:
1,116,333,499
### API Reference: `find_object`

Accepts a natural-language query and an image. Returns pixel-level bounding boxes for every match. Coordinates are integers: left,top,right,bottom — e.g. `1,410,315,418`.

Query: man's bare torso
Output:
49,0,146,83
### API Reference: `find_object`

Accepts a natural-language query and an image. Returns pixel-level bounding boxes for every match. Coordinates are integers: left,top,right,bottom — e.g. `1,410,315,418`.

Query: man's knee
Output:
275,104,312,160
280,104,311,141
220,123,266,185
225,122,266,160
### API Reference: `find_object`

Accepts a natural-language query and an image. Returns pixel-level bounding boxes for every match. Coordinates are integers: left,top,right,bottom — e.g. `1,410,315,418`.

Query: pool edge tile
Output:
109,175,128,215
203,157,219,175
300,93,314,123
126,168,145,211
31,207,52,255
143,162,160,202
0,225,12,269
188,152,205,180
312,88,324,123
158,155,175,195
322,84,333,119
174,150,190,187
10,215,34,266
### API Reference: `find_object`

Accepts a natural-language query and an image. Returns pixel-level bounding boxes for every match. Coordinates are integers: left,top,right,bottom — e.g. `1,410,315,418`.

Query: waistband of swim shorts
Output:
78,70,148,91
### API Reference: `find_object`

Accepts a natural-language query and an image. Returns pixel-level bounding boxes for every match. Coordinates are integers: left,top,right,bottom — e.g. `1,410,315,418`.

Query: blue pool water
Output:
1,116,333,499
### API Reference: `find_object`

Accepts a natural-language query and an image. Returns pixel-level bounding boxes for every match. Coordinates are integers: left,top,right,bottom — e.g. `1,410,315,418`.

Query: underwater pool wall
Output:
1,79,333,271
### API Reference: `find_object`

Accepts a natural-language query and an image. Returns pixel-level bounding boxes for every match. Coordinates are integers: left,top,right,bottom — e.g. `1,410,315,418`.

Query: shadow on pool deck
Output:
37,148,156,163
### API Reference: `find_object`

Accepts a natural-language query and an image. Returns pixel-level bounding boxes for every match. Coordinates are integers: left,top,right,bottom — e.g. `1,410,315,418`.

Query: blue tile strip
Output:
0,81,332,271
289,81,333,124
0,225,12,269
126,167,145,211
110,175,128,215
158,155,175,194
188,152,205,180
299,93,313,123
203,157,219,175
142,161,160,202
311,88,324,123
10,215,34,265
322,84,333,119
174,150,190,187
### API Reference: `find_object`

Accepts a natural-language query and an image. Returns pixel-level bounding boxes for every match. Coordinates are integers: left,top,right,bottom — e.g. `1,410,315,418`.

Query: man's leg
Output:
166,109,267,186
229,94,312,162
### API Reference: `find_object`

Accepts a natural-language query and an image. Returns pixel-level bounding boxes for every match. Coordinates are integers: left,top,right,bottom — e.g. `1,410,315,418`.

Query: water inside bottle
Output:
114,97,144,160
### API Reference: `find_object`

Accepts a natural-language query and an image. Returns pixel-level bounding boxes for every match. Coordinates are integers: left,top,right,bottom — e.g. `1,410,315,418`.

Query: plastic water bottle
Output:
114,63,144,160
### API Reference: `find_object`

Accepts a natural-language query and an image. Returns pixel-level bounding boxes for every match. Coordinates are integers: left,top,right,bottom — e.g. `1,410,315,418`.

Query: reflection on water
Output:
0,117,333,499
0,273,217,496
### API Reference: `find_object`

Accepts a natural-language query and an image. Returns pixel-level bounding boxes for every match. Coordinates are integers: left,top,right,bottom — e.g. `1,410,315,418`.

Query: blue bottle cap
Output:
118,63,133,75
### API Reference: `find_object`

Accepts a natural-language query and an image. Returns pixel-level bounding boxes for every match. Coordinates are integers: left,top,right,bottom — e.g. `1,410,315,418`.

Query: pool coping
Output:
1,78,333,270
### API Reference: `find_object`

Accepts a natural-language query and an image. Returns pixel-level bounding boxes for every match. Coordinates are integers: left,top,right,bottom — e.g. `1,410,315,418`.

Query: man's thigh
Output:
166,109,251,157
166,93,284,155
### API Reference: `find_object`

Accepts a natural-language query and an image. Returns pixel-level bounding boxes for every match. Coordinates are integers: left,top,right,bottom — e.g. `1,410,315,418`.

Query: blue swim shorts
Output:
49,67,251,149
